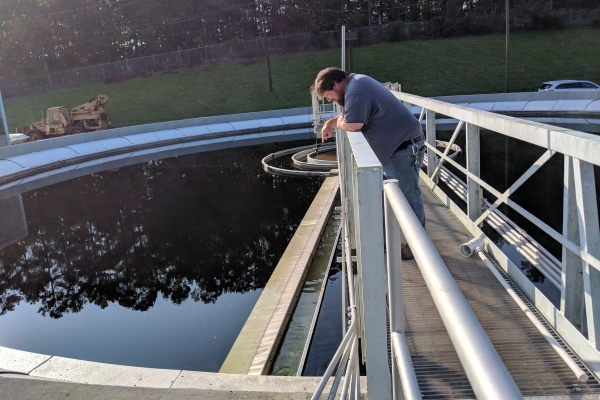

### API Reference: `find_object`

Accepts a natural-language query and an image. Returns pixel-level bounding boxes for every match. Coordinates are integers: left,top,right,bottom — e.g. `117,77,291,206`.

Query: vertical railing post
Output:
337,128,348,338
350,134,391,400
384,180,403,400
561,155,584,331
342,130,356,248
574,159,600,349
0,88,11,147
466,123,482,223
426,109,437,182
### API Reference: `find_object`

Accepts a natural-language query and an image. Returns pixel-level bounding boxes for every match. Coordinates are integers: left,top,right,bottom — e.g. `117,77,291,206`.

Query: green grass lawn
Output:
4,28,600,132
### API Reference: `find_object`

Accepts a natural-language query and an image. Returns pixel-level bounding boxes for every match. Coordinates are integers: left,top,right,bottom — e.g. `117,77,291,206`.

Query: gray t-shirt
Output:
343,74,423,163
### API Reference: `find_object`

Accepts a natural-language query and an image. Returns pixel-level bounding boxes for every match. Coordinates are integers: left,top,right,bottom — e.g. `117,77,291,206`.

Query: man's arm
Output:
321,114,365,143
336,114,364,132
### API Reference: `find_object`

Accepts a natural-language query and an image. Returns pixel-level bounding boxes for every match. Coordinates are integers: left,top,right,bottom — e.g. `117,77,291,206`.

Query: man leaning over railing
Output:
311,67,426,260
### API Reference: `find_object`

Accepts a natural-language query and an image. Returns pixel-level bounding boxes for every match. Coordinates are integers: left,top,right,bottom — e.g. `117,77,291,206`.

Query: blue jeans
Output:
382,139,426,228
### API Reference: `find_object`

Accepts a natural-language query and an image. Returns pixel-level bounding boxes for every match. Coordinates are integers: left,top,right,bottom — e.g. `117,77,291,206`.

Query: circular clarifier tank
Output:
0,140,321,372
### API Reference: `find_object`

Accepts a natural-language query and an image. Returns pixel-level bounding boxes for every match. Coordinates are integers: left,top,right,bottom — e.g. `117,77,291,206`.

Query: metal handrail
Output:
394,90,600,370
383,180,523,400
313,127,525,399
390,332,421,400
312,87,600,397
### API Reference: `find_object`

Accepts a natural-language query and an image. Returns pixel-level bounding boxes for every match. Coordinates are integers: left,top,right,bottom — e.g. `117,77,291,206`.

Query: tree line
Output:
0,0,598,80
0,144,323,318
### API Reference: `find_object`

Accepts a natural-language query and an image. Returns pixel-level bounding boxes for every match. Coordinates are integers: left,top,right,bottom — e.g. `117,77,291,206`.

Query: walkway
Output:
403,182,600,399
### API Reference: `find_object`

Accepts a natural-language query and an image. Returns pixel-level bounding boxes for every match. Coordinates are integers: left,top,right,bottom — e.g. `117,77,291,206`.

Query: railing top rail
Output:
392,91,600,166
346,131,382,170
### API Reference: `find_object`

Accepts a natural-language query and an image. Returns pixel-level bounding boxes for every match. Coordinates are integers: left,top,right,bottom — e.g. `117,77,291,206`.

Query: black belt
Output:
395,134,425,152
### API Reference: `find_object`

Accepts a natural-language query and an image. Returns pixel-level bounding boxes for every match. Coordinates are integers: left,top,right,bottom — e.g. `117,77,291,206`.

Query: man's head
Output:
311,68,348,107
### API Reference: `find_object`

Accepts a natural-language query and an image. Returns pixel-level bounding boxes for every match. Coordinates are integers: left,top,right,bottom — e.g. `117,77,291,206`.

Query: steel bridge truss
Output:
313,90,600,400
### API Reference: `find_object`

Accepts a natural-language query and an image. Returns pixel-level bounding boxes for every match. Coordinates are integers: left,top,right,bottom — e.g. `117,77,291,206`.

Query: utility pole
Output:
260,1,273,92
341,25,346,71
40,45,52,87
346,30,358,73
186,32,191,65
368,0,372,37
505,0,510,93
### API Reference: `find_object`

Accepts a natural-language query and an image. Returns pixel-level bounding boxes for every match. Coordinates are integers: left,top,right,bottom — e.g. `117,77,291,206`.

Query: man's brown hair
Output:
311,68,348,98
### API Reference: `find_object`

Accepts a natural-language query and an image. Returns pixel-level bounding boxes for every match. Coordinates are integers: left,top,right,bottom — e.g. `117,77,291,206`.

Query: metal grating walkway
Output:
401,182,600,399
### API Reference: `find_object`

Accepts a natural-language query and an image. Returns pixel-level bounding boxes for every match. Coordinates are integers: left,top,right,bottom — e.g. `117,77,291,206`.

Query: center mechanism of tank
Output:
261,140,462,177
262,143,339,177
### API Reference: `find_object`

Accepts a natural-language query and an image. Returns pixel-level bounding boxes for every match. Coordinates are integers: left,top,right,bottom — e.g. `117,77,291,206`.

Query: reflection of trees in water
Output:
490,234,508,249
0,145,321,318
519,261,545,284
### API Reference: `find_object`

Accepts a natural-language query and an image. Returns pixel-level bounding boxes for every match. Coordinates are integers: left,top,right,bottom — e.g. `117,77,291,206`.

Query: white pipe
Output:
439,165,562,269
353,345,360,400
340,336,358,400
461,237,589,383
328,331,354,400
311,325,357,400
391,332,423,400
485,216,562,287
460,236,485,257
440,168,563,287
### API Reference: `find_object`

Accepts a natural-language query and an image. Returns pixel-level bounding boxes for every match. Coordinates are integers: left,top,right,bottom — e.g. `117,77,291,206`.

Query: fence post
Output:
73,68,78,85
101,63,106,81
561,155,584,331
466,123,482,223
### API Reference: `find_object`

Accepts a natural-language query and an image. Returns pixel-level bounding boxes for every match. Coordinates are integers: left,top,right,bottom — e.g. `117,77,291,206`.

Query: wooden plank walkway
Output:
403,182,600,399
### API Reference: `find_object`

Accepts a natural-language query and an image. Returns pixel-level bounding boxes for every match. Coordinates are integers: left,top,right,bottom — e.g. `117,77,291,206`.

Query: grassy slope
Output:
4,28,600,132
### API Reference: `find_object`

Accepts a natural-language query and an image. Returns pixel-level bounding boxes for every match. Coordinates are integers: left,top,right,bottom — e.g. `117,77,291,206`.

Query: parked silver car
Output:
538,80,600,92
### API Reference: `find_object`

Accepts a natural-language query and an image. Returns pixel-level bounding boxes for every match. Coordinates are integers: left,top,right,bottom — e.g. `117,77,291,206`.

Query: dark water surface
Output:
271,207,341,376
0,141,322,371
302,240,344,376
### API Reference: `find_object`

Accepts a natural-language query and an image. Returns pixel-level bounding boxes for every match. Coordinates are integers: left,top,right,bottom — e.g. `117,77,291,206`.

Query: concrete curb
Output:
1,347,367,394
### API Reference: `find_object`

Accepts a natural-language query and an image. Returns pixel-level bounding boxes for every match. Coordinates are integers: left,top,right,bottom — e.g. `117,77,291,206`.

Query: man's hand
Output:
321,117,338,142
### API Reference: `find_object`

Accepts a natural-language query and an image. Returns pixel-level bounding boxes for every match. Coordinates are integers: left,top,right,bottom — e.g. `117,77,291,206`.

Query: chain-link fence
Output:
0,8,597,98
0,23,424,98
